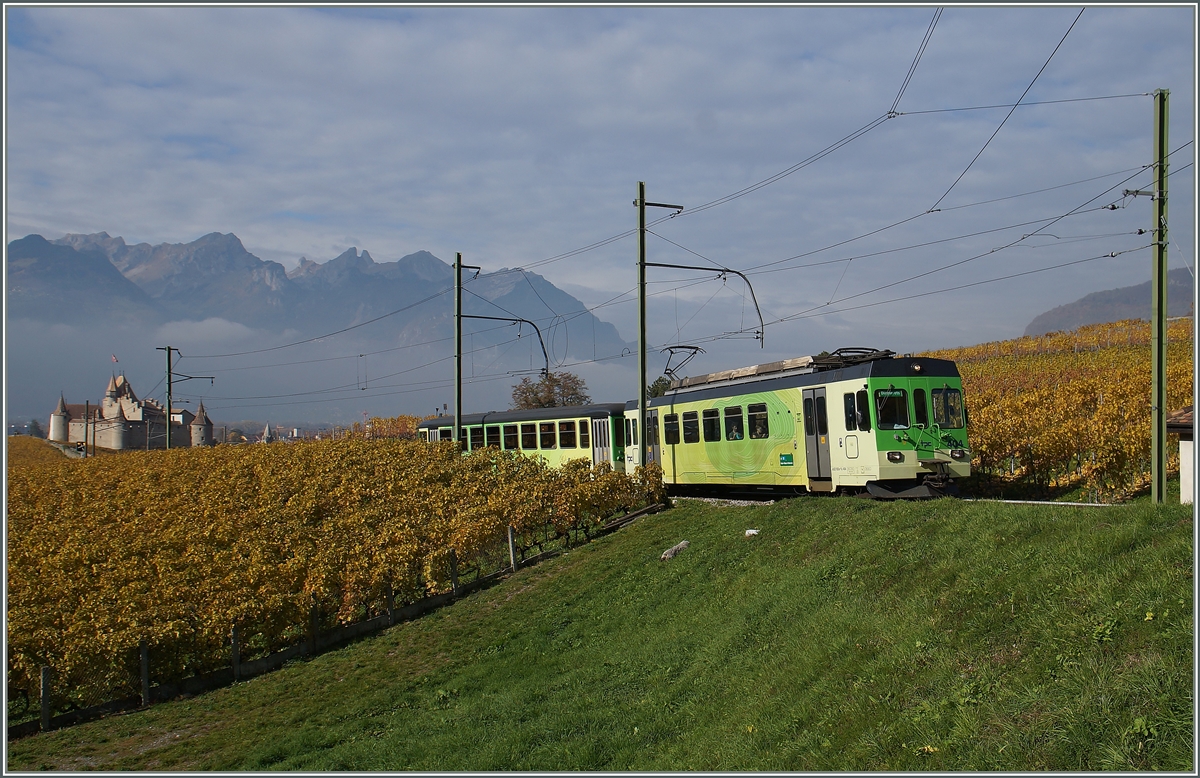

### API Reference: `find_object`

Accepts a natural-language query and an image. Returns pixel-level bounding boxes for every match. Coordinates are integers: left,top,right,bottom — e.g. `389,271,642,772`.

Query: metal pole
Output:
1151,88,1169,504
454,254,463,451
637,182,648,468
157,346,175,450
83,400,89,458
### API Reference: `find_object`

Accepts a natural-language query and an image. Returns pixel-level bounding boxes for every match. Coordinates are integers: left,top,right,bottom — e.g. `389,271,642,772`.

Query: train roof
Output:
418,402,628,429
648,351,959,407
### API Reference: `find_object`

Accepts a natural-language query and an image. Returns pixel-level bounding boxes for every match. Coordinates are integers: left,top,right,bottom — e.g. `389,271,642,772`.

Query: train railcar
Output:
417,403,629,471
621,348,970,498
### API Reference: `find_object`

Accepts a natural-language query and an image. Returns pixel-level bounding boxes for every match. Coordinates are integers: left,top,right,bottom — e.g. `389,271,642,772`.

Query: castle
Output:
49,374,214,450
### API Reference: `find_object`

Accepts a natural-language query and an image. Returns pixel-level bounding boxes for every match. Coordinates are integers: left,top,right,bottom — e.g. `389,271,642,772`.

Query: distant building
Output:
48,374,214,450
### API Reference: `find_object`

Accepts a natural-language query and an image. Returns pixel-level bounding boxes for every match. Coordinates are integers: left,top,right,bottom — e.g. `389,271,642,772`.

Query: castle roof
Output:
53,395,68,416
191,402,212,426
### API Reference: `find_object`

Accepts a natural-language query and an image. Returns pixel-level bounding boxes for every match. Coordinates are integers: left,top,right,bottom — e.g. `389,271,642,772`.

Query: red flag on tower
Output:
111,354,119,363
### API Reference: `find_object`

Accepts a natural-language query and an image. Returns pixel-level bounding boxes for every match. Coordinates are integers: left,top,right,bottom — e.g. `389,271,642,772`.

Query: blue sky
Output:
4,5,1197,421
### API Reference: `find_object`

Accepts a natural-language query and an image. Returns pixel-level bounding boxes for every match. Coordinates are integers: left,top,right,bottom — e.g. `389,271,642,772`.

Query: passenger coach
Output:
417,403,629,471
621,348,970,498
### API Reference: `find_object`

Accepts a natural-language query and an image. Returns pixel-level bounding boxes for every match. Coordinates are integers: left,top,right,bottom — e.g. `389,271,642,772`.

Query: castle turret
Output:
49,395,69,443
190,402,214,447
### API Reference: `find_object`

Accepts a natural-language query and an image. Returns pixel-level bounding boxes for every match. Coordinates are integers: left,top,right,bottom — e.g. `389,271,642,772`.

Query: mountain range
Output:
8,231,630,360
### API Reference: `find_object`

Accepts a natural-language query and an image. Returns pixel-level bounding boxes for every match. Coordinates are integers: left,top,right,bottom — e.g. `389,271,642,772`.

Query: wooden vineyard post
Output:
508,526,518,572
40,666,52,732
386,583,396,626
140,640,151,707
449,549,460,597
308,606,319,656
231,624,241,681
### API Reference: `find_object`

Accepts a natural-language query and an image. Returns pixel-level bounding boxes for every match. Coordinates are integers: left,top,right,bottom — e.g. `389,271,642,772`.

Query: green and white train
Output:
417,348,970,498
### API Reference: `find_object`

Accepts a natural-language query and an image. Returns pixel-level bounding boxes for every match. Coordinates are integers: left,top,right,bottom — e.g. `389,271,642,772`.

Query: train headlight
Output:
887,451,904,463
950,449,968,460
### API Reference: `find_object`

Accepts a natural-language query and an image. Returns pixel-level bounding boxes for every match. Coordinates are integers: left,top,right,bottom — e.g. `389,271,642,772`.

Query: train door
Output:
592,418,610,465
802,387,833,487
645,409,660,466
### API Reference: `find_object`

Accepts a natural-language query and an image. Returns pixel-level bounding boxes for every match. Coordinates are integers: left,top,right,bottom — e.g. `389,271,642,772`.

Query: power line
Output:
890,7,942,115
897,93,1150,115
928,7,1085,211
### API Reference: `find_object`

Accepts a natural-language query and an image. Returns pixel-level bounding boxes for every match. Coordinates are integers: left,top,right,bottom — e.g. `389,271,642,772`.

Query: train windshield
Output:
931,388,965,429
874,389,909,430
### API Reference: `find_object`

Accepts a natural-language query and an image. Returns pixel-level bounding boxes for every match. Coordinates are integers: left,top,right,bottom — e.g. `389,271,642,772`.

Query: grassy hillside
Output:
8,496,1191,771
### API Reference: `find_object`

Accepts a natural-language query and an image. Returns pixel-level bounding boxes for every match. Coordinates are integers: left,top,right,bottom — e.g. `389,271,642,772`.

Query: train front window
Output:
579,420,590,448
932,387,965,429
540,422,557,449
724,406,744,440
559,420,576,448
613,418,624,447
664,414,680,445
702,409,721,442
749,403,769,439
875,389,909,430
521,423,537,449
486,425,501,448
682,411,700,443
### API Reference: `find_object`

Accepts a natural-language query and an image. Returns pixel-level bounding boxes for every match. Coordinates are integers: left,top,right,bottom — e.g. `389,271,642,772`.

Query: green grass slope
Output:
7,497,1193,771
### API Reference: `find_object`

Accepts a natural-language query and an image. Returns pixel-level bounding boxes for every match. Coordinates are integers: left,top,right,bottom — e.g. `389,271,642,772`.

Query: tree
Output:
511,371,591,409
25,419,45,438
647,376,672,398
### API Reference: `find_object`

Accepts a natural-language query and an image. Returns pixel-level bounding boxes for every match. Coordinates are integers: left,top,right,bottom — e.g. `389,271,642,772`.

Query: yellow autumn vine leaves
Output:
921,318,1194,498
7,440,663,704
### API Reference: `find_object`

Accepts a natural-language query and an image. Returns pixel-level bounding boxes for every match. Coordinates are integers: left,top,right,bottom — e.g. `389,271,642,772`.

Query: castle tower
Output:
104,403,129,450
190,402,214,447
262,422,274,443
49,395,69,443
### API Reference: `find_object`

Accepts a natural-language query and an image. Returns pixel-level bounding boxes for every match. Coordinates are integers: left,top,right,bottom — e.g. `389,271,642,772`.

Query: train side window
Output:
579,419,590,448
559,420,576,448
648,415,658,446
749,403,769,439
459,428,468,452
803,398,815,436
843,394,857,431
682,411,700,443
664,414,680,445
724,406,744,440
624,418,633,447
932,387,965,429
521,423,538,449
875,388,909,430
486,425,501,448
856,390,871,431
439,428,453,441
632,419,638,446
813,398,827,436
470,426,485,450
702,409,721,442
540,422,557,449
503,425,519,449
913,388,929,427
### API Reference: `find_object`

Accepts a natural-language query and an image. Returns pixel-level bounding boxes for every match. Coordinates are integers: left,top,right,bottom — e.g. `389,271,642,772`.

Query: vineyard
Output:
921,317,1194,500
6,440,664,719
